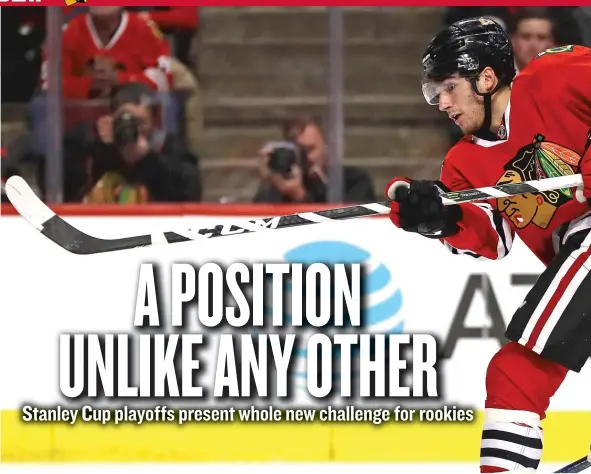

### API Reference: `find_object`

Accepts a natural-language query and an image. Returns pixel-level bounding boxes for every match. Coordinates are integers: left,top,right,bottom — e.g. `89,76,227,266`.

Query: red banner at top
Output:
5,1,591,6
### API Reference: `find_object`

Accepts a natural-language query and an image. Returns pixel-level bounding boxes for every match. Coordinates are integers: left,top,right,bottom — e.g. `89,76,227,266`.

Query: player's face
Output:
511,19,555,70
435,76,485,135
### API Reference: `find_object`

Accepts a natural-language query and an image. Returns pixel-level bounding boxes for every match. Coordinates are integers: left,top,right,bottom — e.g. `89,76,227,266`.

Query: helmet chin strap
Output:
469,77,504,141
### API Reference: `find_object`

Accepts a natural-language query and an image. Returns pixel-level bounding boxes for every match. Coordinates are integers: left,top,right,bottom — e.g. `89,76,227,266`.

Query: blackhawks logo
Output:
495,134,581,229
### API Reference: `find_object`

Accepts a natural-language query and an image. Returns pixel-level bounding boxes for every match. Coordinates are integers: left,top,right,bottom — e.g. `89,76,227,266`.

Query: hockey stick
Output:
4,173,583,256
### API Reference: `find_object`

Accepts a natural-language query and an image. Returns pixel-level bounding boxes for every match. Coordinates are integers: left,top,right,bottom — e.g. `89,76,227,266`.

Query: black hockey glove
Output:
387,179,462,238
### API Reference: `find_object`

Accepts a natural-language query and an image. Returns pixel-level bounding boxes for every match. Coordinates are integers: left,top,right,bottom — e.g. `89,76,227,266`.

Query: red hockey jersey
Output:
440,45,591,266
41,11,172,99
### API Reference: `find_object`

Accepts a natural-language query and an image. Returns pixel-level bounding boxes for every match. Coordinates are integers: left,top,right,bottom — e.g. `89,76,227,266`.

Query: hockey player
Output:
385,18,591,473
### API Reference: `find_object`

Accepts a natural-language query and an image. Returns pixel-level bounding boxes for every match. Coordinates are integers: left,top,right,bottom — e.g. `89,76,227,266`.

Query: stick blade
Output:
4,175,153,255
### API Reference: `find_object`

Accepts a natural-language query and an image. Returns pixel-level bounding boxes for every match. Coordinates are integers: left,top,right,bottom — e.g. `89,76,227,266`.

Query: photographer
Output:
253,116,375,204
65,82,201,203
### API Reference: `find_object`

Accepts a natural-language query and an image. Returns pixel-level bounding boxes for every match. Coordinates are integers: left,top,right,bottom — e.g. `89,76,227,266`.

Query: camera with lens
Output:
113,112,140,148
265,140,308,177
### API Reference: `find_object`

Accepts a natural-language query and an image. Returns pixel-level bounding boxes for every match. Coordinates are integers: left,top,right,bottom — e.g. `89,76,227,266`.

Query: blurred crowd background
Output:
2,6,591,206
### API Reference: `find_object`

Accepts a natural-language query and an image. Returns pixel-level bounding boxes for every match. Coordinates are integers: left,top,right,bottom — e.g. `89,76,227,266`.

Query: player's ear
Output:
479,67,497,93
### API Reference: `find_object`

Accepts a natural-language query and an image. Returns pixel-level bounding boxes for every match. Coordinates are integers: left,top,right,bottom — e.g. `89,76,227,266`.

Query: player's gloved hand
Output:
385,177,462,238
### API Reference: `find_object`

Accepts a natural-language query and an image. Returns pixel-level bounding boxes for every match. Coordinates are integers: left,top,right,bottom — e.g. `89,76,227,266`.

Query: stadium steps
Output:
202,94,442,125
196,7,445,41
199,67,423,99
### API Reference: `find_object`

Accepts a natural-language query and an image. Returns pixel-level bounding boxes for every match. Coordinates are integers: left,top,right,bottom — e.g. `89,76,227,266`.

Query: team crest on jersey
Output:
495,134,581,229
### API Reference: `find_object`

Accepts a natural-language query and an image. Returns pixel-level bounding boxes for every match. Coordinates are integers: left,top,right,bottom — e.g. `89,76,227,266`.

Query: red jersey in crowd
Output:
41,10,173,99
440,45,591,266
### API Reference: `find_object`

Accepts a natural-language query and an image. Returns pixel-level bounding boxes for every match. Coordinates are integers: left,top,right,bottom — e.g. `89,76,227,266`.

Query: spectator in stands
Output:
508,8,558,73
59,6,199,67
253,116,376,204
60,82,201,203
41,6,173,99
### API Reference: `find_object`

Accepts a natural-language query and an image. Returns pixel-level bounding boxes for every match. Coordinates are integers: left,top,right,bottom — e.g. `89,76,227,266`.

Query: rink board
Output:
1,205,590,462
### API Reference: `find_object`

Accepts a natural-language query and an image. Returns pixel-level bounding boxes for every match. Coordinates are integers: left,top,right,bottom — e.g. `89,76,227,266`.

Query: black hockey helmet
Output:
421,17,516,137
